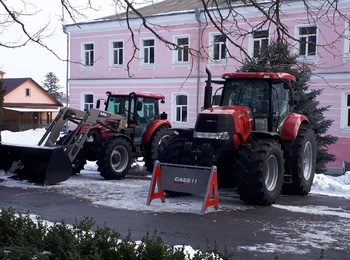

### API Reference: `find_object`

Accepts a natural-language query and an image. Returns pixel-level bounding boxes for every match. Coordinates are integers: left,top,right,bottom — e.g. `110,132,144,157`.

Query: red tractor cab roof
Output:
221,72,296,82
107,91,165,100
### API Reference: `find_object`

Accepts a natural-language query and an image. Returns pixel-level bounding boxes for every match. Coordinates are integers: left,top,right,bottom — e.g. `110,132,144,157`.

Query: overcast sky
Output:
0,1,116,89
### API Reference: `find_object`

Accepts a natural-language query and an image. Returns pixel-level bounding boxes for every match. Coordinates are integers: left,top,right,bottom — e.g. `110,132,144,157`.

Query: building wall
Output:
66,1,350,171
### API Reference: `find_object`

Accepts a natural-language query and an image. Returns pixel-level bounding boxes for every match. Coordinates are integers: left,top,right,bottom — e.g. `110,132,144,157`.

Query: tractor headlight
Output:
193,131,230,140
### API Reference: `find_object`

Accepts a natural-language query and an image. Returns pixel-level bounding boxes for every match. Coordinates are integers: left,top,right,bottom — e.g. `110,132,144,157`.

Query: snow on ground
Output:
1,129,350,255
1,128,350,213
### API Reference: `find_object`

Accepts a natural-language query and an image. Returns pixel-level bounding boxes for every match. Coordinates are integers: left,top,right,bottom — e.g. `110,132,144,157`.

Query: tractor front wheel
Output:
157,133,190,196
157,134,189,164
97,138,134,180
235,138,284,205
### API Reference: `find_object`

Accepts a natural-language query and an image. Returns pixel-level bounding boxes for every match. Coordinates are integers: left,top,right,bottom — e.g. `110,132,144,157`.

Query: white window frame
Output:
82,42,95,67
141,38,155,65
82,93,94,111
251,29,269,57
343,22,350,60
110,40,123,67
341,92,350,130
209,33,227,63
172,93,188,124
173,35,190,64
295,25,317,59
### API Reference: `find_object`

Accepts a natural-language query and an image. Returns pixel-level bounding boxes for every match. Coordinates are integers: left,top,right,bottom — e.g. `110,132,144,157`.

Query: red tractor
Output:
158,69,316,205
0,92,171,184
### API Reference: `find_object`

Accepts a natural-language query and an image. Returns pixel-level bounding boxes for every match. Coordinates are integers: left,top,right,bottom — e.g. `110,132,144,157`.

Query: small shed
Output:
1,75,63,131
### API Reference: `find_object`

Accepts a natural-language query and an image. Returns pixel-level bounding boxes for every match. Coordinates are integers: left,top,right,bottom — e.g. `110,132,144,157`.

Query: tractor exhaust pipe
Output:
203,68,213,110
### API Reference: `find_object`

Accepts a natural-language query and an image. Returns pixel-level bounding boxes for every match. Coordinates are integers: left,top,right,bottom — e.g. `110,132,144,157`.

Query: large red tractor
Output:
158,69,316,205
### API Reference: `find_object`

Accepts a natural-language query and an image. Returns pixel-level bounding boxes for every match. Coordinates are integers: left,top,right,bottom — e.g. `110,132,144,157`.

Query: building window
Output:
210,34,226,62
142,39,155,64
252,30,269,57
83,43,94,66
174,94,188,123
175,37,189,63
83,94,93,111
111,41,123,66
297,26,317,57
25,88,30,97
343,93,350,129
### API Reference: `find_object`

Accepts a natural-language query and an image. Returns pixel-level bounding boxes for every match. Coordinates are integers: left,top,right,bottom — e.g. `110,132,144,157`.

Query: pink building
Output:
64,0,350,172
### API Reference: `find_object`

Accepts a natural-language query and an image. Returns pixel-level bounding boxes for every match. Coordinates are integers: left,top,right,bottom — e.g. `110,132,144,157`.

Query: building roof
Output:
1,77,63,107
102,0,231,20
2,78,32,95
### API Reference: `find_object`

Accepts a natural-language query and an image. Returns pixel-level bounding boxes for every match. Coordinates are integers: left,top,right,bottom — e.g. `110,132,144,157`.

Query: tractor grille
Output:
194,113,235,150
195,114,235,133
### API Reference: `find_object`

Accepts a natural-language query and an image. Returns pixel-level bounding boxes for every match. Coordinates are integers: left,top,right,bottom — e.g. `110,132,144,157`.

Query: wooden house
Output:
1,72,63,131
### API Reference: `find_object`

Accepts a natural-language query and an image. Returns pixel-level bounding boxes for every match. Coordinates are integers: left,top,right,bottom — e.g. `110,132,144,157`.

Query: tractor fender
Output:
110,133,137,153
281,113,310,141
142,119,172,143
250,131,285,150
171,128,195,137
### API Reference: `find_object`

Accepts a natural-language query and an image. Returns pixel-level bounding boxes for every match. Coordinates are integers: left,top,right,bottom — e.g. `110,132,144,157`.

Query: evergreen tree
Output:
239,41,337,173
43,72,61,101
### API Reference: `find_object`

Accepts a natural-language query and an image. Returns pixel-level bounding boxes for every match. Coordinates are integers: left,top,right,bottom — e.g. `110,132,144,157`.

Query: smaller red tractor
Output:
158,69,316,205
0,92,172,184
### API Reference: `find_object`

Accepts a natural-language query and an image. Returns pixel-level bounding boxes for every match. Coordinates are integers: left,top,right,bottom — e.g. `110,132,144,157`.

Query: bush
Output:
0,208,232,259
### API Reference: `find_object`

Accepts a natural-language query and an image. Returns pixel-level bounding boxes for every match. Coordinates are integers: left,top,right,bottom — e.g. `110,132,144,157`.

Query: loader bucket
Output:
0,142,72,185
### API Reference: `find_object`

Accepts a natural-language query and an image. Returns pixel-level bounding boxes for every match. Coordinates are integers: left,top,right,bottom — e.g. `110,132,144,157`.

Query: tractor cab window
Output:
106,96,133,117
134,97,159,141
135,97,159,121
271,82,290,121
223,80,270,116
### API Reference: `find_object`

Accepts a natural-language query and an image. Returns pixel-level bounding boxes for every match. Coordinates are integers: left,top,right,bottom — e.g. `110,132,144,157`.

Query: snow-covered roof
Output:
102,0,231,20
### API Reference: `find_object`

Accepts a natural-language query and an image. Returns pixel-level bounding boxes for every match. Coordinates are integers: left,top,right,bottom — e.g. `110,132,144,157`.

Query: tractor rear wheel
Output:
282,124,316,195
97,137,133,180
235,138,284,205
144,126,172,173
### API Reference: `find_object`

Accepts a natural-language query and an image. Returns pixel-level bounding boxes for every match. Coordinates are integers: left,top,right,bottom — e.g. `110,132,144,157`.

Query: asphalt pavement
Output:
1,182,350,259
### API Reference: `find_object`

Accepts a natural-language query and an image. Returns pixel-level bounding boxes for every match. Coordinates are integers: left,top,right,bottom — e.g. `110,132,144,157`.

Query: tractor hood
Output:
195,106,253,134
200,106,252,116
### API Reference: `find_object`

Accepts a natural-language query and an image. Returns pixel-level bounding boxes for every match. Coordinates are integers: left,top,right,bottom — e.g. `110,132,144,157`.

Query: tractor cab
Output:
101,91,167,143
219,72,295,132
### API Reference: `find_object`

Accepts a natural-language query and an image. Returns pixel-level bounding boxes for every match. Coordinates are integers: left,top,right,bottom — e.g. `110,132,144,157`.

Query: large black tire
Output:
235,138,284,205
97,137,134,180
157,134,189,164
144,125,172,173
282,124,316,195
157,134,190,196
57,133,86,175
